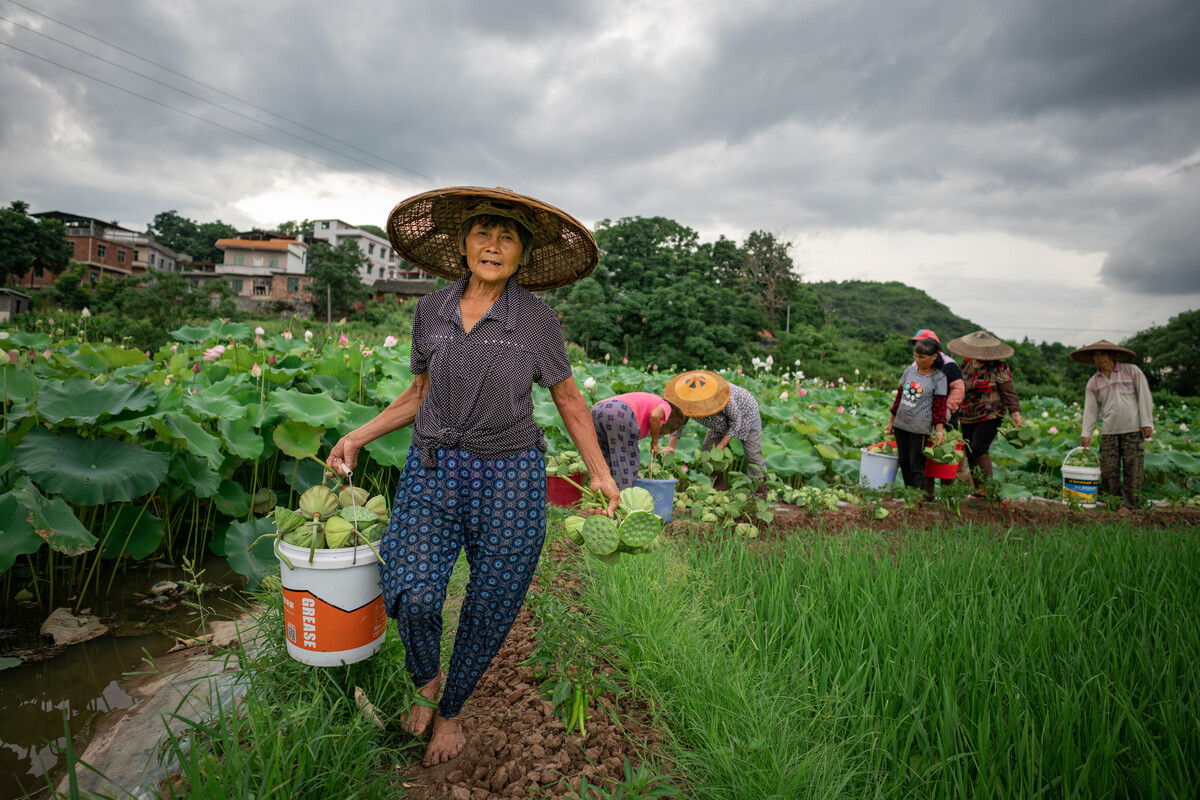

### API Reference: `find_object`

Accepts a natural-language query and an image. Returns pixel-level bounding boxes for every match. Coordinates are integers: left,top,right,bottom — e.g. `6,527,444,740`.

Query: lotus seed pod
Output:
640,535,664,554
283,519,322,548
365,495,388,515
339,486,369,508
298,485,339,519
563,516,587,546
337,505,378,526
253,488,278,515
359,521,385,542
618,510,661,548
323,517,355,549
273,506,306,534
581,514,620,556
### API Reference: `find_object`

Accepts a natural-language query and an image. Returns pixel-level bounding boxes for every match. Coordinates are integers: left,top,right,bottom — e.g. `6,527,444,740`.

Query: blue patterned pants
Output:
591,399,642,489
378,446,547,718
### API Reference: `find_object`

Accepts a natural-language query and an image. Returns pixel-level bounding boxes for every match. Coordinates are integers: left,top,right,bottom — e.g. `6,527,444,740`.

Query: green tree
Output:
561,277,610,356
147,211,237,263
277,219,315,237
739,230,802,335
1126,309,1200,397
308,239,369,316
0,201,73,286
358,223,387,239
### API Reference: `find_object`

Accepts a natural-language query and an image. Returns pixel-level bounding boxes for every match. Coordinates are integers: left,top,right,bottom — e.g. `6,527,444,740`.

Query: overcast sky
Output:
3,0,1198,346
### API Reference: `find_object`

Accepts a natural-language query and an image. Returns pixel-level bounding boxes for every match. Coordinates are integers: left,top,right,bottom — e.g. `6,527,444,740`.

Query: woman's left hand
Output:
934,430,945,445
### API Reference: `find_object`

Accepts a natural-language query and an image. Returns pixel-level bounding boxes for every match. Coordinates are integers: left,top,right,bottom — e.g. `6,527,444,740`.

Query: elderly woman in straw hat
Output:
326,187,620,766
661,370,767,488
591,392,686,488
1072,340,1154,509
946,330,1023,495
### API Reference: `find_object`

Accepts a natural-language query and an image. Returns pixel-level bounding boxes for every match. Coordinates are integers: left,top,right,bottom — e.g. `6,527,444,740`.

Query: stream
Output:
0,557,248,800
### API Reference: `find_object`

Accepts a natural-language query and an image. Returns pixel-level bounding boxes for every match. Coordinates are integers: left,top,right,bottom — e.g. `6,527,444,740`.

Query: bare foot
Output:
422,713,466,767
401,672,442,736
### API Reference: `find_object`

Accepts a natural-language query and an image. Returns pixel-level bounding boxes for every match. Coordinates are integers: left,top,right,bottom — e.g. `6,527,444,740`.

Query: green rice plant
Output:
580,522,1200,799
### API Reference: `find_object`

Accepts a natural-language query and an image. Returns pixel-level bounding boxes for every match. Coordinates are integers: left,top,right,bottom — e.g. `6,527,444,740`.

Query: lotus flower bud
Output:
81,307,91,318
339,486,370,508
193,362,201,374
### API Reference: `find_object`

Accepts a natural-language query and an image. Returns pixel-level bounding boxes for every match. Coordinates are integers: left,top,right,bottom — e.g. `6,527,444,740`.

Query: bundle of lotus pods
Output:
562,486,665,566
271,484,391,564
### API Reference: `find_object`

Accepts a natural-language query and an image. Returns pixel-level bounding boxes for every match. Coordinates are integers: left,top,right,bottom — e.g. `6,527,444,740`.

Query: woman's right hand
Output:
884,419,894,435
326,434,361,478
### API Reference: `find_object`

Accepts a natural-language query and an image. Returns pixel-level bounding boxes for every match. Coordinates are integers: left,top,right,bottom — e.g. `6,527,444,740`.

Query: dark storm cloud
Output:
1100,188,1200,295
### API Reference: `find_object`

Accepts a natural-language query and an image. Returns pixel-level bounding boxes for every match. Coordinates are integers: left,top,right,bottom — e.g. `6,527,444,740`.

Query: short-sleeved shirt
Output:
409,272,572,465
893,364,947,435
601,392,673,439
683,384,761,440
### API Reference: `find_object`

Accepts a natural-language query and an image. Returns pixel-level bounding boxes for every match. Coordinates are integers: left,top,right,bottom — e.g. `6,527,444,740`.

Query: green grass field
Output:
578,521,1200,799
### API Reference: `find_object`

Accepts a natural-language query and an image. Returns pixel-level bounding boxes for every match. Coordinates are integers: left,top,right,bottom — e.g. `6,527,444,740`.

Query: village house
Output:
182,230,313,313
19,212,186,289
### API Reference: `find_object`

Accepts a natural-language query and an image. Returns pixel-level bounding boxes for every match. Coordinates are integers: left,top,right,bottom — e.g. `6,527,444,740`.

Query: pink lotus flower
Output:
652,364,658,370
362,349,374,357
254,326,265,335
282,331,293,340
268,354,277,365
1048,426,1059,434
171,344,178,354
202,344,226,361
338,333,349,347
837,405,845,414
251,362,262,379
781,391,789,401
383,335,399,348
192,363,201,374
798,388,807,396
222,317,231,323
622,357,628,364
44,349,52,359
737,369,743,374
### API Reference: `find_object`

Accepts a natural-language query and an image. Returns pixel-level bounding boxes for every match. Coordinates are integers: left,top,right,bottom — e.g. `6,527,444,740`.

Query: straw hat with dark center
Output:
663,370,731,418
1069,340,1136,364
946,330,1015,361
386,186,598,291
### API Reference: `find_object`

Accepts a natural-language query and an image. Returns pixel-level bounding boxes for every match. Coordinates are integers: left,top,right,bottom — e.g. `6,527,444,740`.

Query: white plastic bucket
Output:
1061,447,1101,505
859,448,899,490
278,541,387,667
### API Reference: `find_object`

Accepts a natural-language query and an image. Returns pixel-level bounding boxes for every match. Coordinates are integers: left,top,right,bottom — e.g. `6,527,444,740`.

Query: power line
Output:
0,40,419,199
1,0,436,185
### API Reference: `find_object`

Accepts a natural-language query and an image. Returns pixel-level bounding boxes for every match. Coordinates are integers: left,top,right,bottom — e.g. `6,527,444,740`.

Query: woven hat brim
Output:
946,331,1014,361
386,186,598,291
663,371,731,418
1069,341,1136,364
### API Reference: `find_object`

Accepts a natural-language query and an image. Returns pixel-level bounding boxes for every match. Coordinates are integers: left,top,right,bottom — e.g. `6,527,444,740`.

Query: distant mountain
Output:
809,280,983,342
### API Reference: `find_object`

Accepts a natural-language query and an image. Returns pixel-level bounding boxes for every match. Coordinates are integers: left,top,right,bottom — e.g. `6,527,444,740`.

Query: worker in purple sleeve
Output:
1071,340,1154,510
661,369,767,491
326,187,619,768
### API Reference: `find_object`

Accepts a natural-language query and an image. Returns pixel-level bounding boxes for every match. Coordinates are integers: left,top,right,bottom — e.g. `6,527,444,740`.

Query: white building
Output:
312,219,423,284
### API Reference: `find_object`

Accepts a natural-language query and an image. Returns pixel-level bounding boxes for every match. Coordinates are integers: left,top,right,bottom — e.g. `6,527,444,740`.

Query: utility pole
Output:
327,286,332,336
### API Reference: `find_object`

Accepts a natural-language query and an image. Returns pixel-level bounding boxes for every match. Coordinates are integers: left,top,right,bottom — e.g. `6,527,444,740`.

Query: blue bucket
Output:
634,478,678,522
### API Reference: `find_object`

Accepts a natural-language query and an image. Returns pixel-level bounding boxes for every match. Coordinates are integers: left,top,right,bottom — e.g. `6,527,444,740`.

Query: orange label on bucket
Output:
282,588,387,652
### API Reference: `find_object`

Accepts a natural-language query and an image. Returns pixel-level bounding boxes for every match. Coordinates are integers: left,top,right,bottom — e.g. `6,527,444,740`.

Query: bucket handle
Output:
1062,446,1097,468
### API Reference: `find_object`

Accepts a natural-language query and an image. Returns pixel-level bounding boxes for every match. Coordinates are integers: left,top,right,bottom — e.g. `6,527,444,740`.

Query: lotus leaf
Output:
183,379,246,420
218,416,265,460
3,331,51,349
0,492,44,572
15,428,168,506
35,376,157,424
213,479,252,518
272,419,324,459
269,388,348,427
280,458,326,493
363,426,412,467
169,324,214,342
219,517,278,591
152,414,224,470
168,451,221,499
99,506,165,560
8,477,97,556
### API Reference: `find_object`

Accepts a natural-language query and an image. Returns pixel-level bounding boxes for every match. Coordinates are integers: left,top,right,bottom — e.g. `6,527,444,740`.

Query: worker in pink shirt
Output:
591,392,686,489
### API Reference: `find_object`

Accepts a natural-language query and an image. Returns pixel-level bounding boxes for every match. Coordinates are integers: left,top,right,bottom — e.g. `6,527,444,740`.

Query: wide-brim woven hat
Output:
663,370,731,418
1069,340,1136,364
946,330,1015,361
660,401,687,436
386,186,598,291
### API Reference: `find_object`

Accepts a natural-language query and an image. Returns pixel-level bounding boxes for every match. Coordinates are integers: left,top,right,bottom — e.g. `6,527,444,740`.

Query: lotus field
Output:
2,319,1200,605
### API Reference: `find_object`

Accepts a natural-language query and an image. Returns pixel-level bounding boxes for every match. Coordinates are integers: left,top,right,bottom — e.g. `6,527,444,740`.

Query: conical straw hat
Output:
663,370,731,418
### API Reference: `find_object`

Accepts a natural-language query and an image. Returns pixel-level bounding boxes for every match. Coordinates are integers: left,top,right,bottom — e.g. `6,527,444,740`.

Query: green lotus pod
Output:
735,522,759,539
563,515,587,546
365,495,389,516
323,517,356,549
337,505,379,526
589,550,621,566
298,485,339,519
618,486,655,516
339,486,370,508
283,519,322,548
618,510,661,548
253,488,278,515
640,535,664,554
581,514,620,556
273,505,306,534
359,521,385,542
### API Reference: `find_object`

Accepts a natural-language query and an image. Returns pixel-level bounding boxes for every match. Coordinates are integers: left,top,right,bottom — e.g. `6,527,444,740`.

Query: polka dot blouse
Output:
409,272,573,466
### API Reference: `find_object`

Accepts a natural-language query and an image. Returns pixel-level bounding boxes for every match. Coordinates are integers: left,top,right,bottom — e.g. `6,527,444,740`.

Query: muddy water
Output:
0,558,248,800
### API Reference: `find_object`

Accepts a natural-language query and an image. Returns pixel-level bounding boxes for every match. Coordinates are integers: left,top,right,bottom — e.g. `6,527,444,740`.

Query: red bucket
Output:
546,474,584,507
924,443,964,481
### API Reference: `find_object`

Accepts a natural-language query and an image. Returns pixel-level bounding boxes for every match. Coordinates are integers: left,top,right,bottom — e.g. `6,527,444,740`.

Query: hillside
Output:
809,280,982,342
